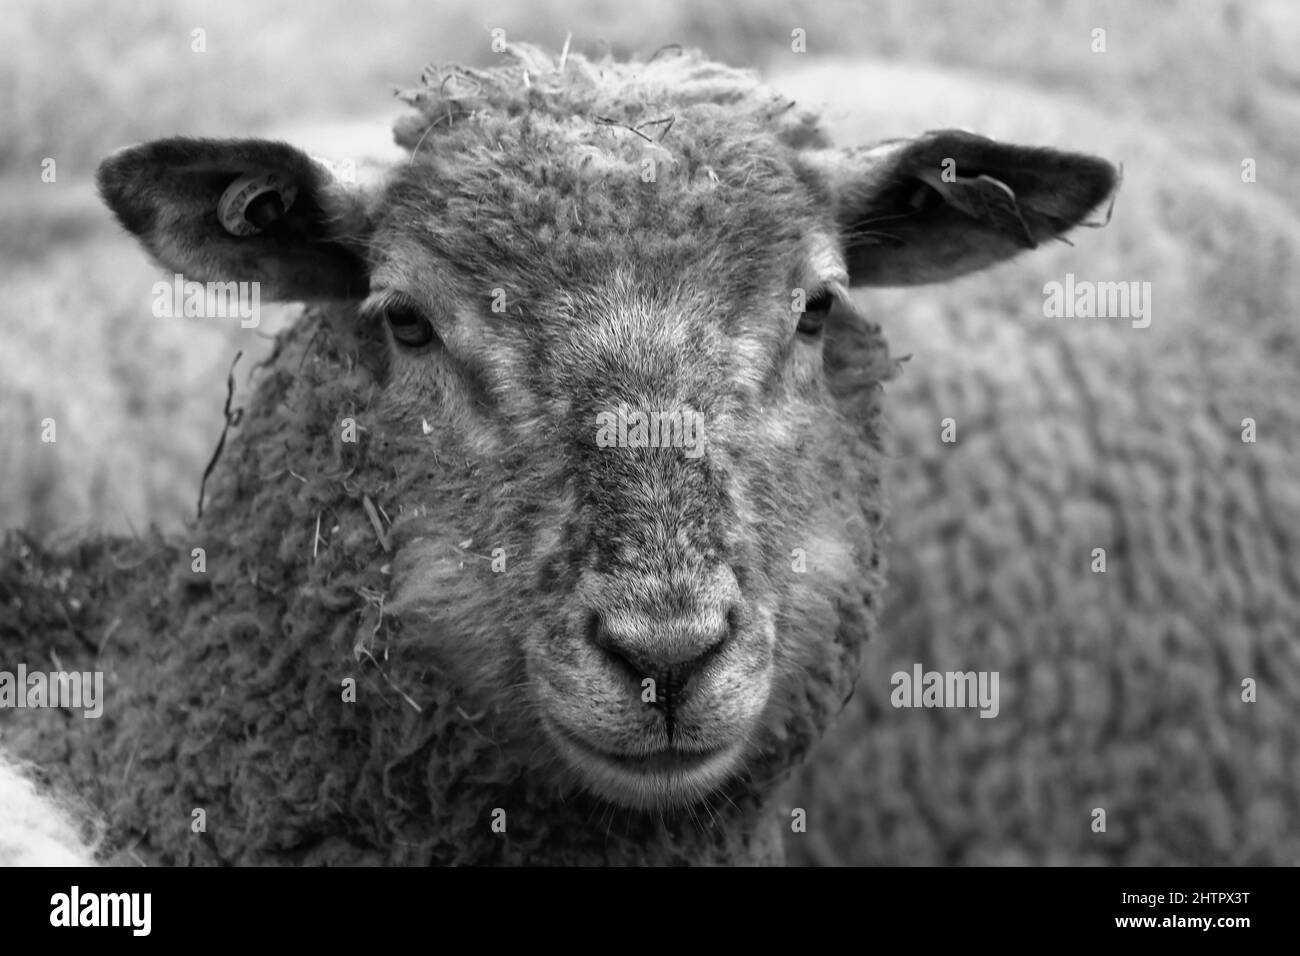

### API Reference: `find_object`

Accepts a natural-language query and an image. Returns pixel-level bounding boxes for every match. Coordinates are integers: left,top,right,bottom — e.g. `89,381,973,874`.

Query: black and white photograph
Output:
0,0,1295,928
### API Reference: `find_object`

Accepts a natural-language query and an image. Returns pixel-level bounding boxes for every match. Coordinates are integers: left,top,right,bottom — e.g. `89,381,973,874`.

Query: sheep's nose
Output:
591,605,738,687
582,567,743,691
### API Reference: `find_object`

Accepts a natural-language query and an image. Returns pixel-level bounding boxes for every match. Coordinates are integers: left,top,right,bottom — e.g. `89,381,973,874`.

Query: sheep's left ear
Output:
805,130,1118,286
97,137,376,301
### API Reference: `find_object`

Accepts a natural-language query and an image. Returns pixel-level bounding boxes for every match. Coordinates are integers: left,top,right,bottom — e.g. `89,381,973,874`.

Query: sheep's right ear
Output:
97,138,376,301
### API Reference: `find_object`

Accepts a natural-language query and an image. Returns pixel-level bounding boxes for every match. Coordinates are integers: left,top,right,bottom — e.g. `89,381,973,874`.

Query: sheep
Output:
0,43,1117,865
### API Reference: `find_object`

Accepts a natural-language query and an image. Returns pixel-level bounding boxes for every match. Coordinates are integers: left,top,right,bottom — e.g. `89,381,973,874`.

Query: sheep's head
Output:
97,46,1116,813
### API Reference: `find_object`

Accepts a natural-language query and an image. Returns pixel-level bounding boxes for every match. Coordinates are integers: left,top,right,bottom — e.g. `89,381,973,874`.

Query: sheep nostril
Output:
584,609,602,647
585,611,649,680
725,603,742,639
677,609,735,684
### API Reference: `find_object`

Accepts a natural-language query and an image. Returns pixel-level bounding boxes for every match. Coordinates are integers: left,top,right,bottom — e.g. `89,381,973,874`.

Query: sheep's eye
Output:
383,299,438,349
797,289,833,336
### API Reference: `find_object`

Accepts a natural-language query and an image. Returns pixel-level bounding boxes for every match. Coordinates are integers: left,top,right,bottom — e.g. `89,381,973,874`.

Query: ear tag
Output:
915,168,1036,249
218,172,298,236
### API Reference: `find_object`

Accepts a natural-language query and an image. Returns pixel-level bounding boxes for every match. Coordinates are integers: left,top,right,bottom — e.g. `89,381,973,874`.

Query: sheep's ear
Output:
97,137,375,301
809,130,1118,286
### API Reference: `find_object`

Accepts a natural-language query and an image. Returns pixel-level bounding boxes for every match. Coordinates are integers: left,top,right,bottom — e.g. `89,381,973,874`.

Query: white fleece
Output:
0,756,98,866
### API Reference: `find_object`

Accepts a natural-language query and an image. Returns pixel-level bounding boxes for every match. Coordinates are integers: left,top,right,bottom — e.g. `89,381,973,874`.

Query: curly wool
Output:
378,44,837,335
789,181,1300,866
393,43,829,160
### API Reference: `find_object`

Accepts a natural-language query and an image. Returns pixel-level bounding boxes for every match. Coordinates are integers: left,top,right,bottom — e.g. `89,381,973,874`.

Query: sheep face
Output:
364,131,876,811
96,47,1116,813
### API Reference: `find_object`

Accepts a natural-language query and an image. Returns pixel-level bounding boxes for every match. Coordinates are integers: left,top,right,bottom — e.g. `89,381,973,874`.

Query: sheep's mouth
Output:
544,717,744,810
563,728,730,774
